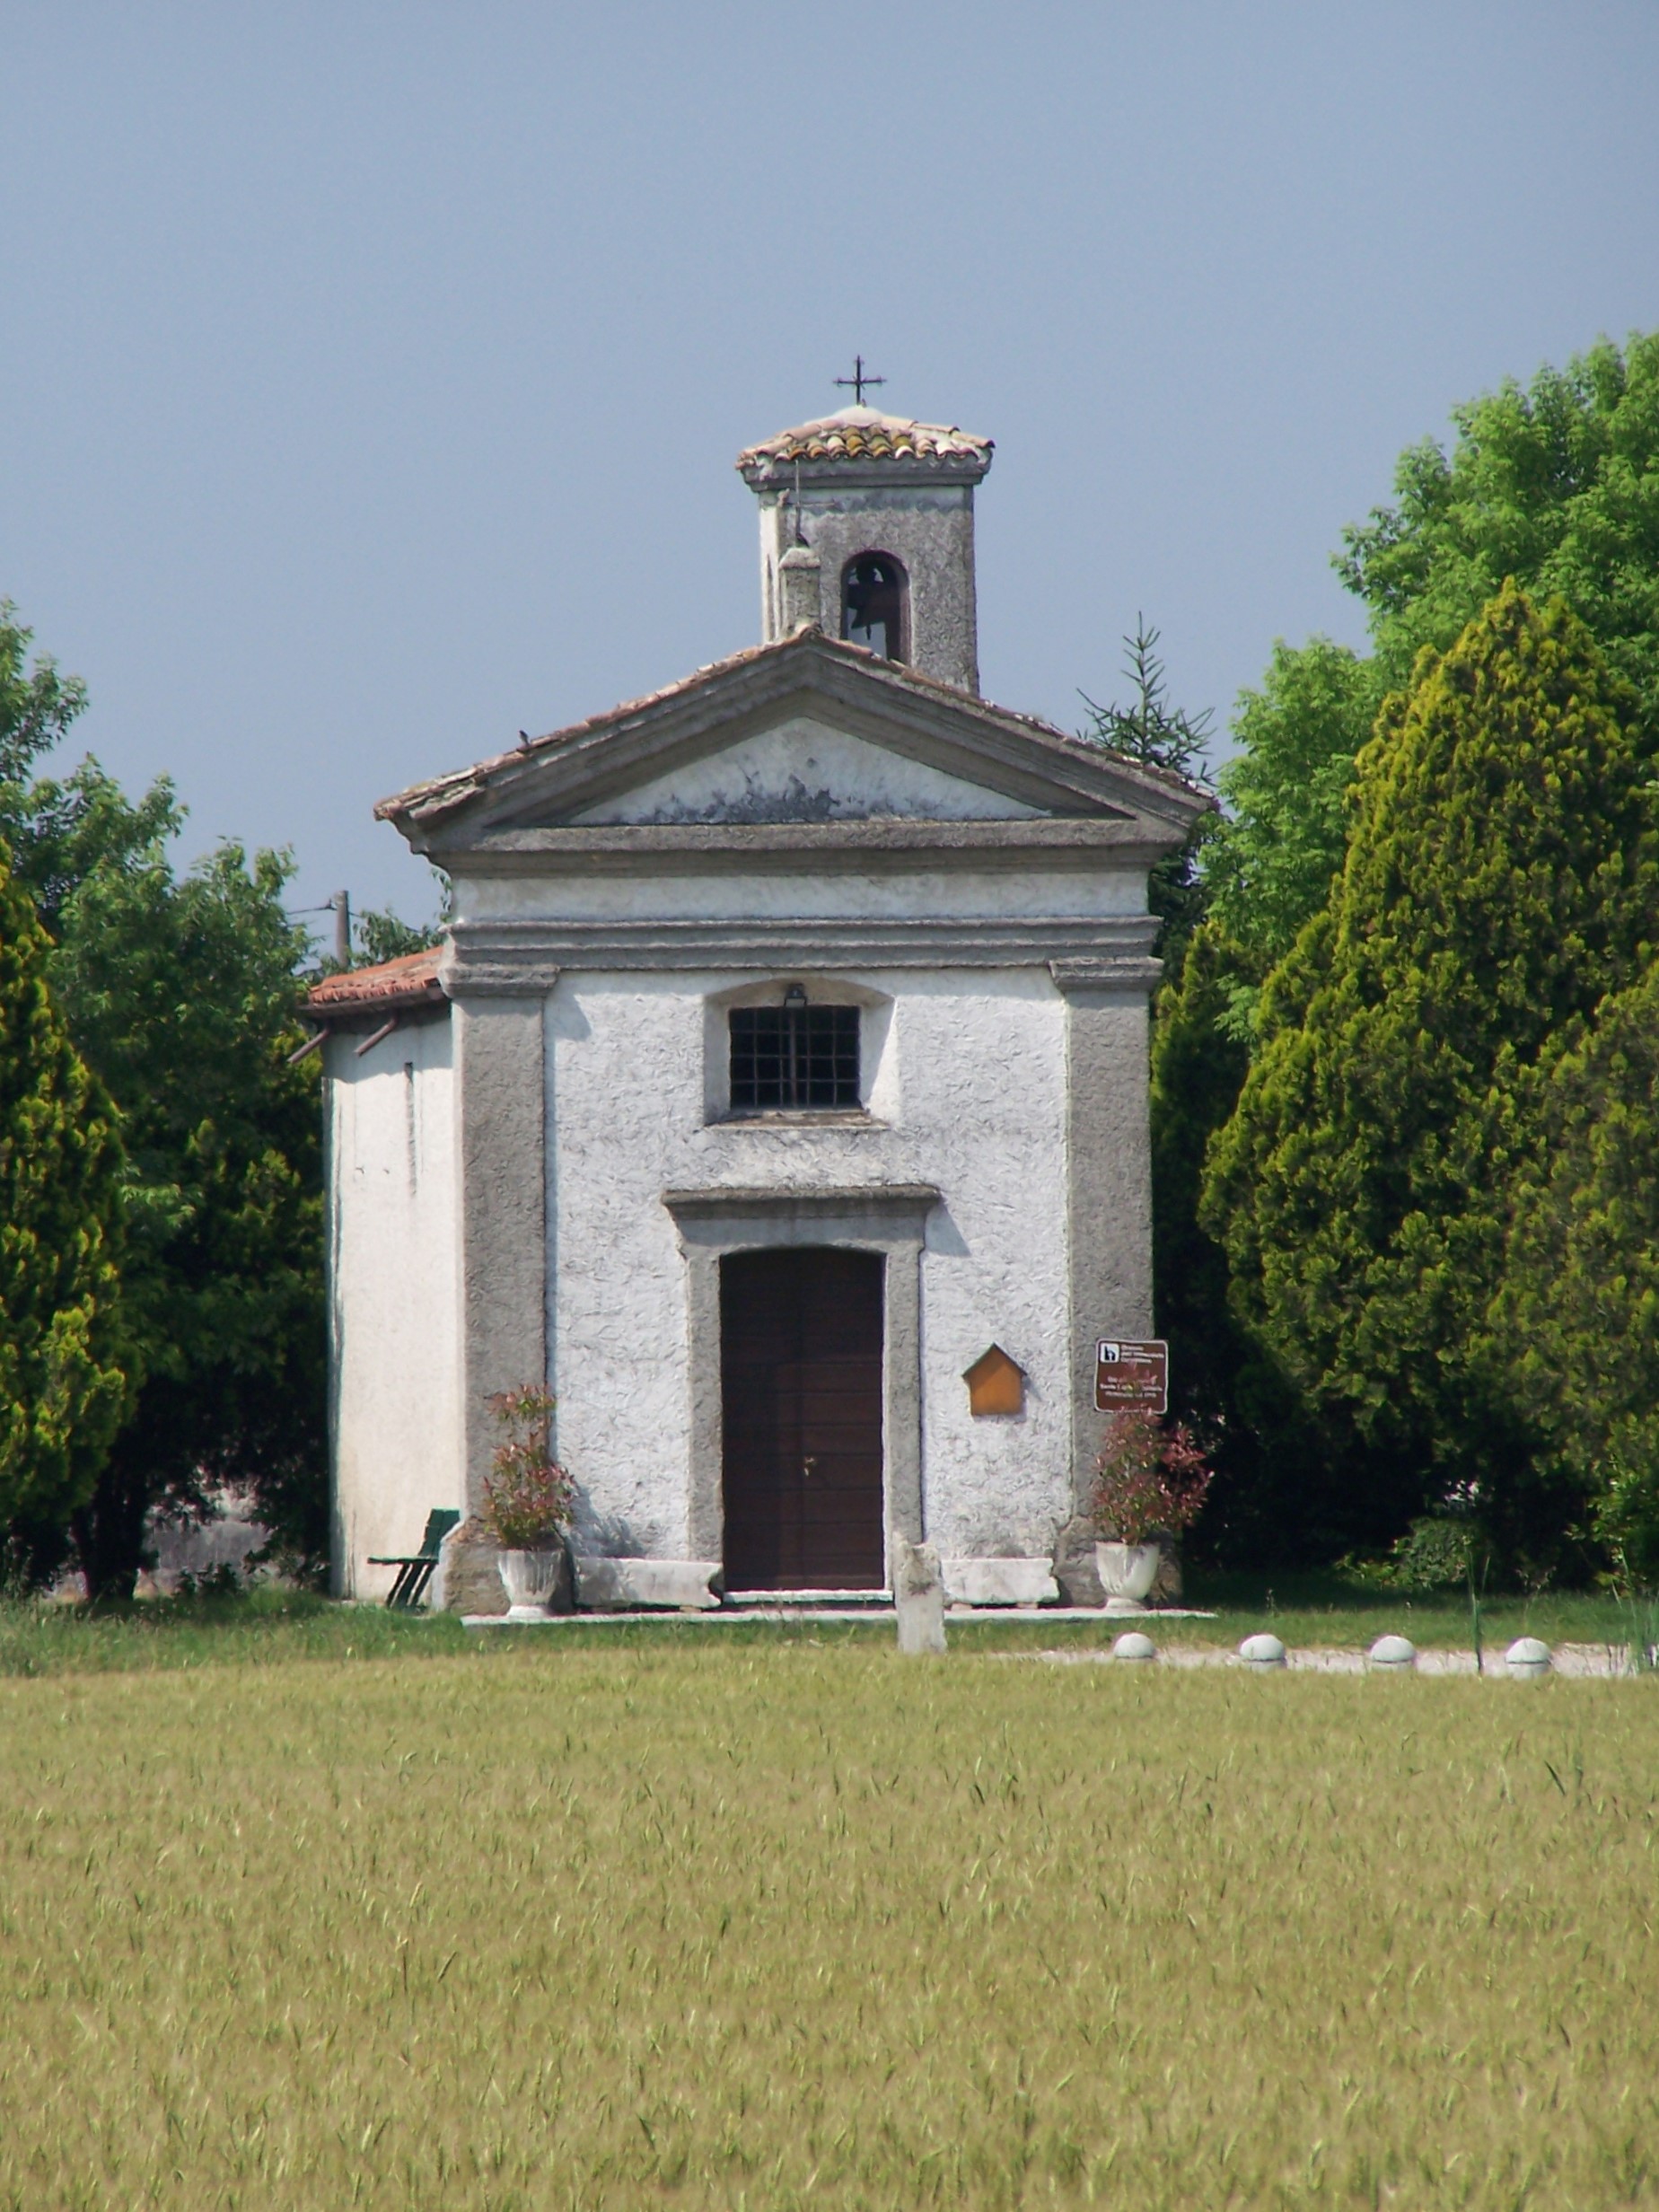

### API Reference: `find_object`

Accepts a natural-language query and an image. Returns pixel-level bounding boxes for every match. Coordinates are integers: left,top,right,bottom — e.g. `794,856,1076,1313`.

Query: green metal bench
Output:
369,1509,461,1609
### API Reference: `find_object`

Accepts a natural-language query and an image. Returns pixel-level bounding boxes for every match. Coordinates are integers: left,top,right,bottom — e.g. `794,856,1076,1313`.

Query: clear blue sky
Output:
4,2,1656,929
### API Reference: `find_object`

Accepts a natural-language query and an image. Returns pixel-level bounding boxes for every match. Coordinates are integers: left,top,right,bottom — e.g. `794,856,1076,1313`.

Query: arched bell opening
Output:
840,552,908,663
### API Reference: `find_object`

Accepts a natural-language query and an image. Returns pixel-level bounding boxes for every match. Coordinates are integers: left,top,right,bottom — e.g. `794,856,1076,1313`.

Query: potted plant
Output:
1089,1409,1211,1611
481,1385,575,1620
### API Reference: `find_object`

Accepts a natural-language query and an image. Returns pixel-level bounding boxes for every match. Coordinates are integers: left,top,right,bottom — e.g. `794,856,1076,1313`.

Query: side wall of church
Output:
545,966,1079,1567
324,1013,463,1597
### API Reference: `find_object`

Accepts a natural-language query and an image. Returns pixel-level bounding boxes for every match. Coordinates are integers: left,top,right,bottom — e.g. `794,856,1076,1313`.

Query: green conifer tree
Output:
1153,335,1659,1561
1499,963,1659,1583
0,842,127,1543
1201,586,1659,1558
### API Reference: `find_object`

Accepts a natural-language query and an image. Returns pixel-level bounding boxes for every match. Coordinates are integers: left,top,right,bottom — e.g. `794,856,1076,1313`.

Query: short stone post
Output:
892,1532,946,1655
1505,1636,1551,1681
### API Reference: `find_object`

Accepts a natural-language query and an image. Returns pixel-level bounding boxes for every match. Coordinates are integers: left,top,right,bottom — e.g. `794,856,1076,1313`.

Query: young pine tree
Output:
0,842,127,1551
1202,585,1659,1561
1079,616,1215,971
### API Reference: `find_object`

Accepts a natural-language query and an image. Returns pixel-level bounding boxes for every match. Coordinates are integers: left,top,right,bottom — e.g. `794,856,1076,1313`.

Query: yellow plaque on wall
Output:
962,1344,1025,1417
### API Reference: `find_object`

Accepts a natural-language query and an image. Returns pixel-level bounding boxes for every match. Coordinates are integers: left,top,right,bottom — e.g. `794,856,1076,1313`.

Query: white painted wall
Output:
545,966,1074,1567
326,1013,462,1598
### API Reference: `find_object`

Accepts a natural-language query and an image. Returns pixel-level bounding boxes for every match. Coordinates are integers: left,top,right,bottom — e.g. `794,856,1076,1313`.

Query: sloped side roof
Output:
304,945,446,1020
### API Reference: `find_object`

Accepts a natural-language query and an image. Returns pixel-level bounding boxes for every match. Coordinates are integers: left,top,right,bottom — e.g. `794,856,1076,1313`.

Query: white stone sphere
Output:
1239,1632,1287,1669
1111,1631,1157,1663
1505,1636,1551,1680
1368,1634,1417,1670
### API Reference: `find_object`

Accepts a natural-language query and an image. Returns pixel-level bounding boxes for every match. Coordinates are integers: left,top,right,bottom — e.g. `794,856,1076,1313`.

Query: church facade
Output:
306,406,1207,1610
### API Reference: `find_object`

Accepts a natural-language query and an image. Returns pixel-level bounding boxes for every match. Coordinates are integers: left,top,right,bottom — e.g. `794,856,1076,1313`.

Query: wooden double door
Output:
719,1247,885,1591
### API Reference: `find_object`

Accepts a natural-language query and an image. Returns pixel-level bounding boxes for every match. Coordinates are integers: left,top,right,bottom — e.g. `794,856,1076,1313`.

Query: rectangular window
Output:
729,1005,860,1111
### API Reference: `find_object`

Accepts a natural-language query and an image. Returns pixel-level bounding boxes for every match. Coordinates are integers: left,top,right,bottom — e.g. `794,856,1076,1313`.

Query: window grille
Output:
729,1005,860,1110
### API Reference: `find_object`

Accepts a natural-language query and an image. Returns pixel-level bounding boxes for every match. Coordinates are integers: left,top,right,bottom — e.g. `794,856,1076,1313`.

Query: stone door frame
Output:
662,1185,937,1581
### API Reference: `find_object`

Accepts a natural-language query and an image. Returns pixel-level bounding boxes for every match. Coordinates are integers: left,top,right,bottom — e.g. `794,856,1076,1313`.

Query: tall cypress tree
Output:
1498,962,1659,1582
1150,336,1659,1562
1202,586,1659,1559
1151,923,1345,1563
0,842,127,1548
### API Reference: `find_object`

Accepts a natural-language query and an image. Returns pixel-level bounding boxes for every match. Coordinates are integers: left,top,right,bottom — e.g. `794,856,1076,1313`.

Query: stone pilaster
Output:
1051,957,1160,1600
450,989,549,1522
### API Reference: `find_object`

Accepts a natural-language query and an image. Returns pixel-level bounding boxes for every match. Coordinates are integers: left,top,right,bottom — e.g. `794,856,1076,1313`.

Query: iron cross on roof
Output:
835,356,886,406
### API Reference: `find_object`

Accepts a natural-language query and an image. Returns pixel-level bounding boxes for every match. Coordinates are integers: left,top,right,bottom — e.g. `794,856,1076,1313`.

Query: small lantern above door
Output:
962,1344,1025,1417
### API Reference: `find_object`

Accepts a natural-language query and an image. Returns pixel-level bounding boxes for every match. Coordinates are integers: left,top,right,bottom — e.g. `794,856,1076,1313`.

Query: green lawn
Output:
1169,1567,1646,1655
1,1629,1655,2208
0,1576,1643,1682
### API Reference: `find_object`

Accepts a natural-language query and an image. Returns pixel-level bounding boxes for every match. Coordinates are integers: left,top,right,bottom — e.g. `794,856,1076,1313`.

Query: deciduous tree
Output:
49,808,324,1597
0,840,127,1547
1,607,324,1596
1340,332,1659,721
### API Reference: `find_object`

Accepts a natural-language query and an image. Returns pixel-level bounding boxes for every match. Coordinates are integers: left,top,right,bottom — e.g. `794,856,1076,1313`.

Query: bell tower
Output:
736,403,994,695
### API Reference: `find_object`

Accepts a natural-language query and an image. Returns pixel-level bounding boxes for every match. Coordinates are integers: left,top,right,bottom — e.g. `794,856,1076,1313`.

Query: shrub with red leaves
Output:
480,1386,575,1549
1089,1409,1213,1546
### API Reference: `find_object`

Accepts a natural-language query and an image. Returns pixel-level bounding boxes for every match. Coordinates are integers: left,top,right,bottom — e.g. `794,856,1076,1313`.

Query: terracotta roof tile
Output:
305,944,446,1018
737,406,991,471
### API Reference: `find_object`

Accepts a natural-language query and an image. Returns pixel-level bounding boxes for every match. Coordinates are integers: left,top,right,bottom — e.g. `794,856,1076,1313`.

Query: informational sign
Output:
1094,1339,1168,1415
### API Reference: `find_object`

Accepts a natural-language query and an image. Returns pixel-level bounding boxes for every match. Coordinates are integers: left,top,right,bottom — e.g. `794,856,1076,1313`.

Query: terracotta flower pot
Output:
1094,1540,1161,1614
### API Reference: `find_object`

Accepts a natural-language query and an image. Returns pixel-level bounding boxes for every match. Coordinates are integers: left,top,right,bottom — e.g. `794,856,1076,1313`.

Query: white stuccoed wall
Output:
325,1015,462,1597
545,965,1073,1567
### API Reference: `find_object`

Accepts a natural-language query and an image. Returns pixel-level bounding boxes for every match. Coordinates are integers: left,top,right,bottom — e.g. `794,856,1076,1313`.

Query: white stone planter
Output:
1094,1540,1162,1613
497,1548,565,1621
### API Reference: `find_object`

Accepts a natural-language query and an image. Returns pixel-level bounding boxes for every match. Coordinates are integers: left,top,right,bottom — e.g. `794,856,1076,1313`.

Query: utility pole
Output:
331,891,351,965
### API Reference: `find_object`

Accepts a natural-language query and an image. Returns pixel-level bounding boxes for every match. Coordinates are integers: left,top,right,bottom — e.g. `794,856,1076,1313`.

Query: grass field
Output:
2,1630,1656,2209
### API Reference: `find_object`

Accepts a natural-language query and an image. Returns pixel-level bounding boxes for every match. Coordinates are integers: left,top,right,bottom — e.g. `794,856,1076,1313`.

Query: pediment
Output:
573,716,1046,827
378,631,1207,854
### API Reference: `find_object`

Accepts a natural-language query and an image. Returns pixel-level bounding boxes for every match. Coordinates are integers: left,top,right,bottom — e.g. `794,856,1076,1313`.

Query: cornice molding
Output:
663,1184,939,1216
438,939,561,1000
1049,955,1165,997
440,815,1172,877
443,914,1159,979
663,1185,940,1246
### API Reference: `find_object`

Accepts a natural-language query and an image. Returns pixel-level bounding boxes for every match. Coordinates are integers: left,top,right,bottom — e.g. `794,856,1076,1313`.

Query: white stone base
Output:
573,1557,721,1611
941,1557,1059,1607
